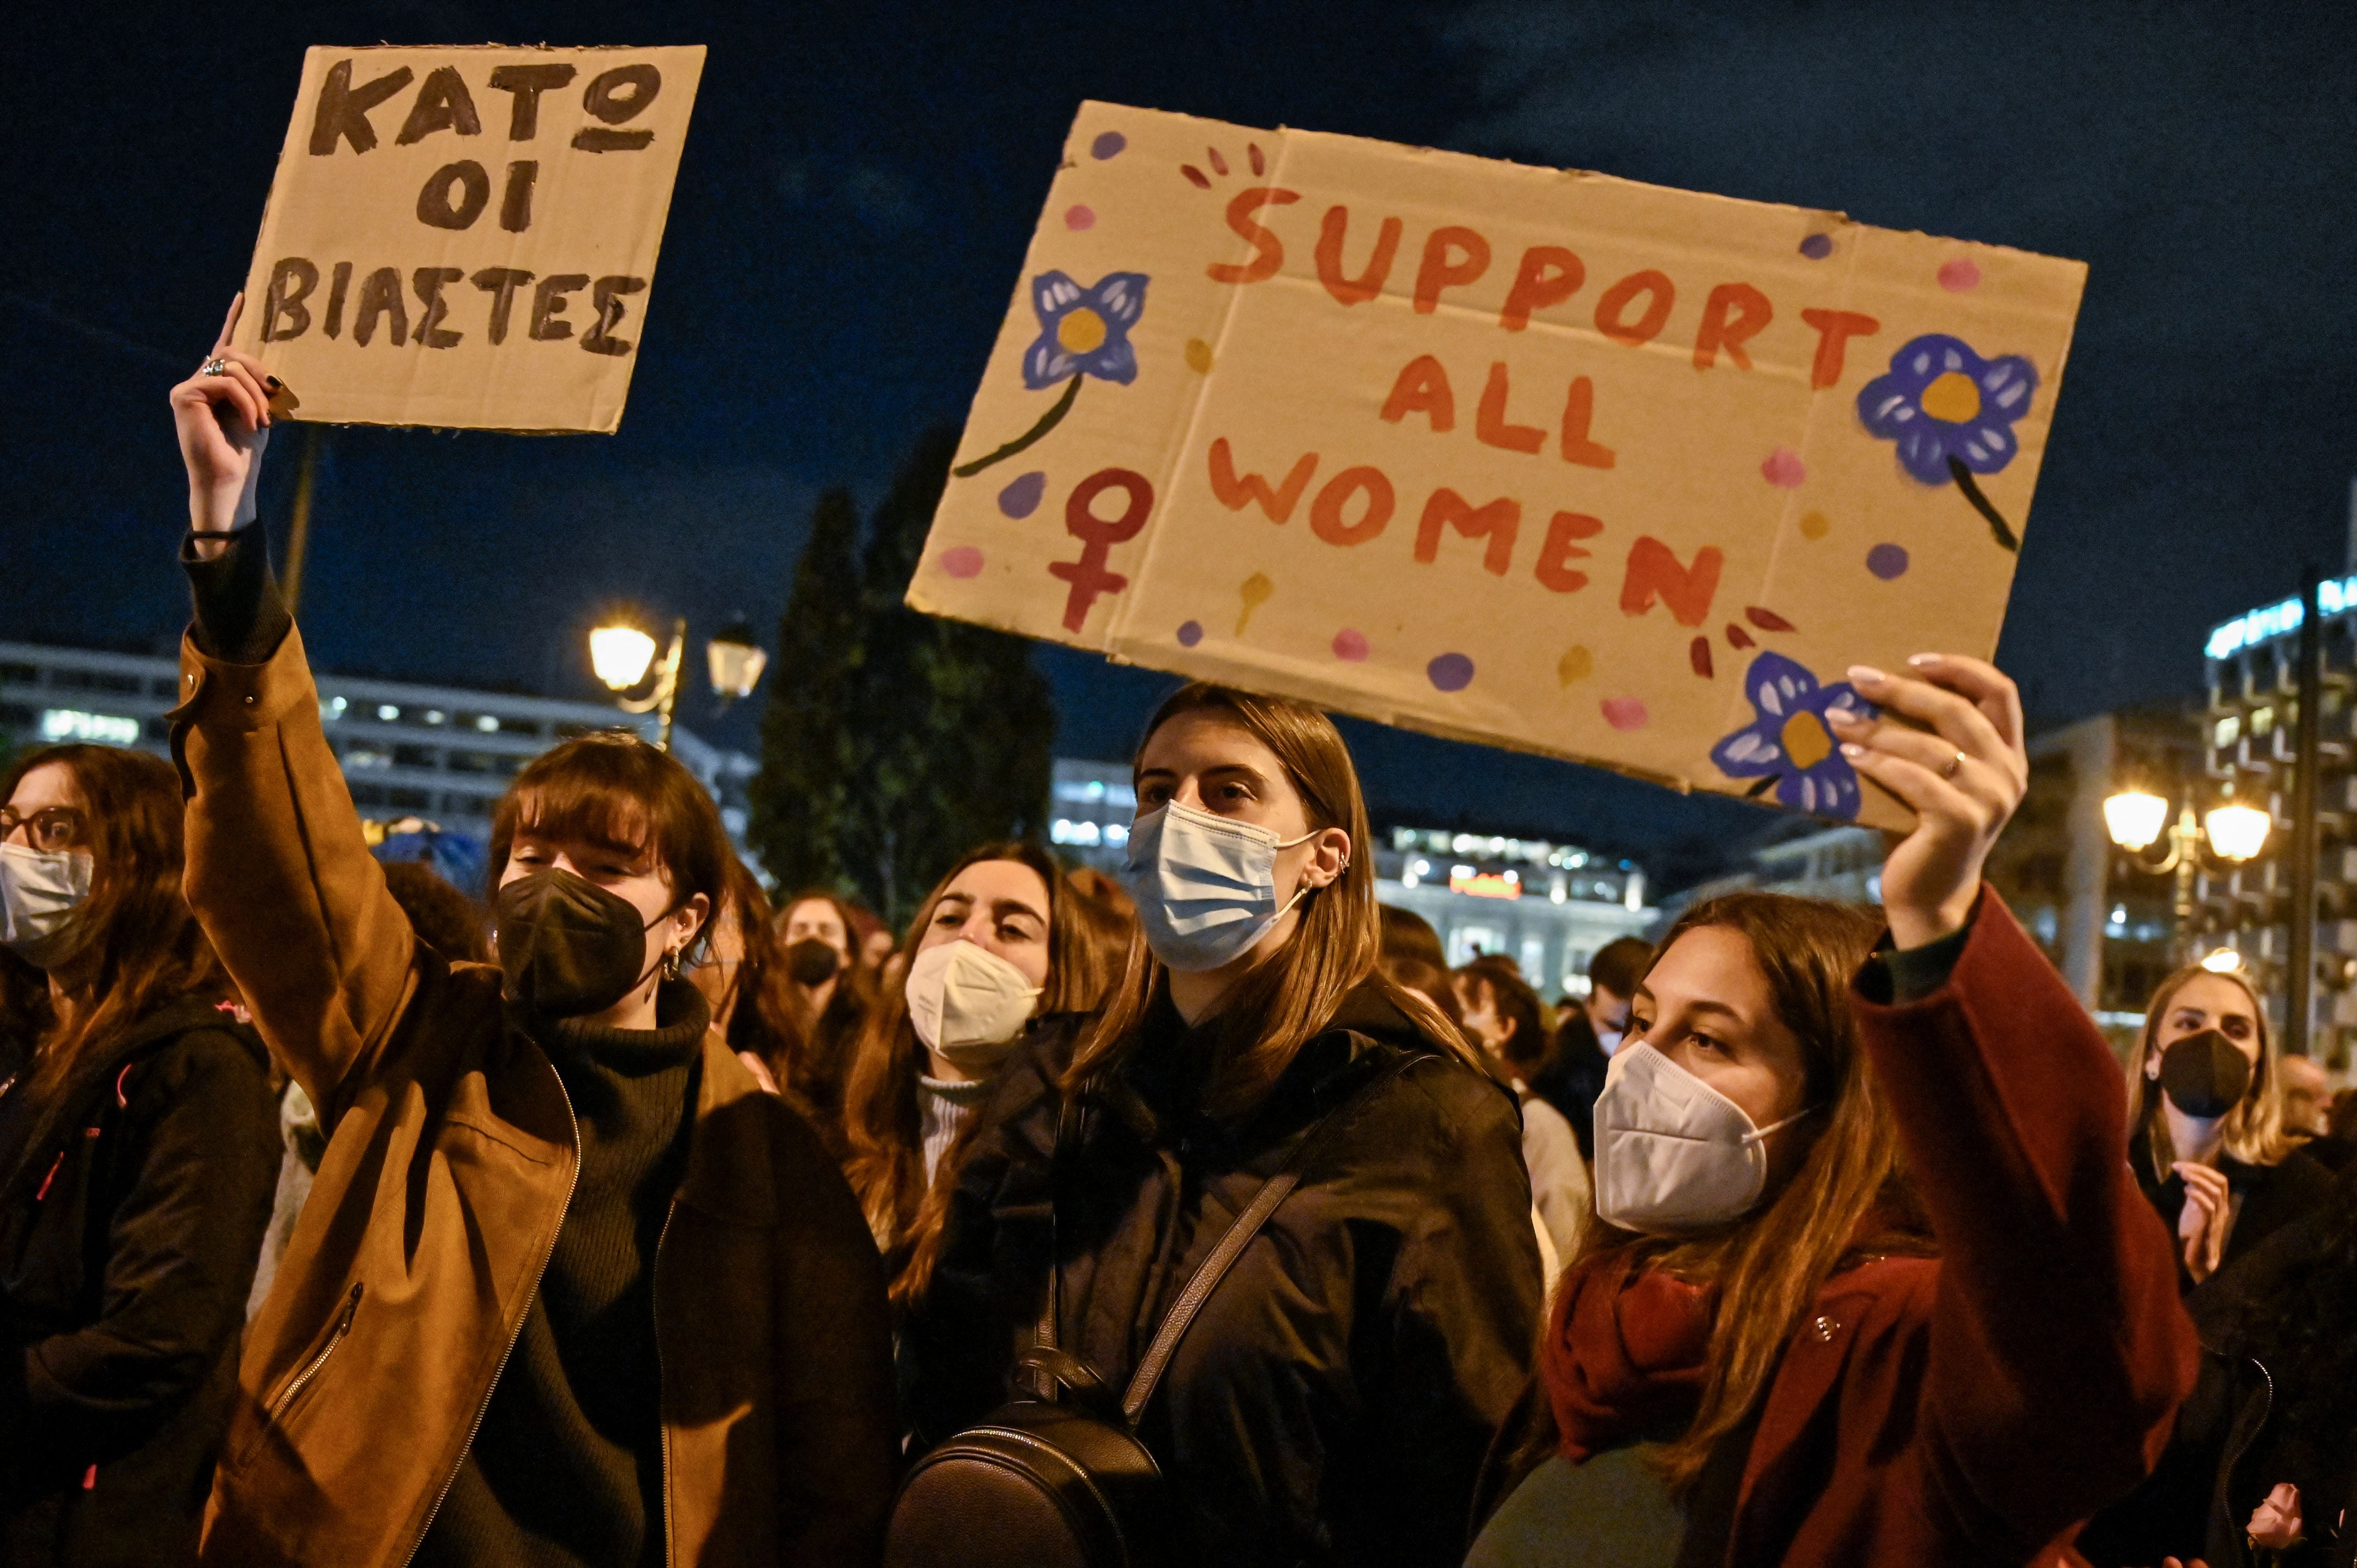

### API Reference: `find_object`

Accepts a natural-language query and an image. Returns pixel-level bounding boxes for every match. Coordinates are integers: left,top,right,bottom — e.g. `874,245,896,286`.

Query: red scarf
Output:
1542,1257,1716,1461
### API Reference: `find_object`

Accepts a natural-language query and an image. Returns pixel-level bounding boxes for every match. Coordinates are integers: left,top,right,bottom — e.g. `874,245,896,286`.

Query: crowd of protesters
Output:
1,303,2354,1568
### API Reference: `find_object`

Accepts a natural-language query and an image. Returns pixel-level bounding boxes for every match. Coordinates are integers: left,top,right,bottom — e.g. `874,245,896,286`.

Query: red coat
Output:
1727,893,2198,1563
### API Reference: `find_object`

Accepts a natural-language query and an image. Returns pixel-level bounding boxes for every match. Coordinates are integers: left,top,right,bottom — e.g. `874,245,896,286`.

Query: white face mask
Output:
1591,1040,1811,1235
0,842,95,970
906,939,1043,1073
1595,1026,1626,1057
1117,800,1317,973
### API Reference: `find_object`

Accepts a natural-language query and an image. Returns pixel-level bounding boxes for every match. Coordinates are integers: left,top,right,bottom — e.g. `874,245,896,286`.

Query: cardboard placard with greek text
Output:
235,44,705,432
911,102,2086,827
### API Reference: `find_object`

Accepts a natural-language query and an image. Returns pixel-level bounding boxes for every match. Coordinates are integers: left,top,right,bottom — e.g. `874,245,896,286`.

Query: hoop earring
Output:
661,947,683,981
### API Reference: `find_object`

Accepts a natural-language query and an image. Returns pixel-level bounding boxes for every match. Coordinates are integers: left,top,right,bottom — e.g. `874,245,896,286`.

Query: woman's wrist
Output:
1887,887,1977,952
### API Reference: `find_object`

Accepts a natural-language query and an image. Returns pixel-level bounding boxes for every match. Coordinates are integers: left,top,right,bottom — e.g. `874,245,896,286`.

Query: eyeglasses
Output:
0,805,86,853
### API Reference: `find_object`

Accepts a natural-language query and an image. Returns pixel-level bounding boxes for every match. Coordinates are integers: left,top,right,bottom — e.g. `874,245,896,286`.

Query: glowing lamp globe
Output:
2102,790,2169,852
590,625,659,692
2199,947,2244,974
706,621,769,700
2203,803,2271,863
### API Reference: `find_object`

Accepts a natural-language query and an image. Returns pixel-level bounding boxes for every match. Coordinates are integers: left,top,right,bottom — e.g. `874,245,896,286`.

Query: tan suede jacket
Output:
171,625,897,1567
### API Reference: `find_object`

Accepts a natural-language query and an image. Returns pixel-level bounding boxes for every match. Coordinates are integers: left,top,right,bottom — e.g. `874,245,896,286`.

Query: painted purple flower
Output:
1021,271,1147,389
1711,652,1875,819
1857,334,2037,486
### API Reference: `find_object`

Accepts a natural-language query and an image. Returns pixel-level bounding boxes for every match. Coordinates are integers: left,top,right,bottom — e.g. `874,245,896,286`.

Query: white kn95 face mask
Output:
1590,1039,1812,1235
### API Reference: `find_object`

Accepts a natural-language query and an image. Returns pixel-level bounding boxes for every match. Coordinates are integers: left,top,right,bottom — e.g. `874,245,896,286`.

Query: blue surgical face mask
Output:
1117,800,1320,973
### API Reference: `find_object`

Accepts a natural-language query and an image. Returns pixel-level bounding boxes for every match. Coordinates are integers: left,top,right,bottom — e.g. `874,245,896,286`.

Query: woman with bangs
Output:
842,843,1092,1308
908,682,1544,1568
165,308,895,1568
0,744,279,1566
2126,962,2333,1290
1466,654,2195,1567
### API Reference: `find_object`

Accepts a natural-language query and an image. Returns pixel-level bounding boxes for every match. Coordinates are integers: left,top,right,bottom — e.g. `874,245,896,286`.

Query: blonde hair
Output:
2129,962,2302,1171
1062,684,1483,1115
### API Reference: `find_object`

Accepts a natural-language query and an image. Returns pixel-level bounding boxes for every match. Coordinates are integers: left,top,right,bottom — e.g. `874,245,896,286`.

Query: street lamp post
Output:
589,614,767,751
2103,788,2272,962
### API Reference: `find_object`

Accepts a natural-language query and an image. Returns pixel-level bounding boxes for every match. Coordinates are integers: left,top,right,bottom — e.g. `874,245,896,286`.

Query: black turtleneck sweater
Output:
416,982,709,1568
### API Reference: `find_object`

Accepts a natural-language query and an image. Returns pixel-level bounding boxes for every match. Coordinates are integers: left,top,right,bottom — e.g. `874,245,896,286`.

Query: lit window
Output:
424,710,446,725
377,705,400,722
1104,823,1128,845
476,715,499,733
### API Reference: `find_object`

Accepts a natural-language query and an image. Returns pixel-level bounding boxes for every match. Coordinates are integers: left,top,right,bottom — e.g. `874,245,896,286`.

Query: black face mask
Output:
496,869,665,1019
787,937,841,987
2158,1028,2254,1120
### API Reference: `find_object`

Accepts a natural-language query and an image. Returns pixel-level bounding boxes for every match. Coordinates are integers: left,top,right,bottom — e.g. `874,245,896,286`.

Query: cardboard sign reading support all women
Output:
234,45,705,432
912,102,2086,827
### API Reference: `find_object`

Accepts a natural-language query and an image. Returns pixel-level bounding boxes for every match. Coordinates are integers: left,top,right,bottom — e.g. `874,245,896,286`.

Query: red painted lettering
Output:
1413,226,1491,314
1475,362,1545,454
1208,439,1319,523
1619,536,1723,626
1534,510,1603,592
1380,355,1455,432
1416,489,1520,576
1559,377,1616,469
1595,270,1675,347
1309,466,1395,547
1315,205,1401,306
1498,245,1583,332
1800,308,1882,388
1205,188,1302,284
1692,282,1772,371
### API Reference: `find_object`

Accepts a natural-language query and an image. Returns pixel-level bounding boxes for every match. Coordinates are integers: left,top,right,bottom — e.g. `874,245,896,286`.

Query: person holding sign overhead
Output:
1464,656,2195,1566
163,301,896,1568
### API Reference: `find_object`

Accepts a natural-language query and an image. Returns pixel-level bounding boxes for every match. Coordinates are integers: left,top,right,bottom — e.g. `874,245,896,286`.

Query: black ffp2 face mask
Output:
786,937,841,987
2158,1028,2254,1120
496,868,666,1019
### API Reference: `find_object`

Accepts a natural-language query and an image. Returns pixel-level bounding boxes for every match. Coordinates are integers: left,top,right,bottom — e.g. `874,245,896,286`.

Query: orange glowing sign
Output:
1449,871,1521,900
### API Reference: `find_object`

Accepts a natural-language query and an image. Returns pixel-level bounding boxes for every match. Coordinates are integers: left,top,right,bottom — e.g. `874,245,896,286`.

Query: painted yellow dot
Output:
1781,710,1834,772
1184,337,1215,373
1921,370,1981,424
1557,646,1593,686
1236,572,1274,635
1798,510,1829,541
1057,308,1108,354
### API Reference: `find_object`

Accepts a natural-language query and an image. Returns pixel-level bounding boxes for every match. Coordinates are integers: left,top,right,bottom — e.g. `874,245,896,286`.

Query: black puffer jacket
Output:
2079,1162,2357,1568
908,984,1542,1568
0,996,281,1567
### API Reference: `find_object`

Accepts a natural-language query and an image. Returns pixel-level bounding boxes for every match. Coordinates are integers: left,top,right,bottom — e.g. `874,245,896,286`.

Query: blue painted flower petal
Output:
1087,272,1151,328
1079,336,1139,386
1896,426,1956,484
1023,335,1080,390
1857,376,1921,439
1032,271,1083,323
1979,356,2039,421
1711,724,1785,777
1746,652,1820,718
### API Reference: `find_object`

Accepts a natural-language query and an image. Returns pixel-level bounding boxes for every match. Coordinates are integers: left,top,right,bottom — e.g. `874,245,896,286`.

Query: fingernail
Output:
1839,743,1866,759
1847,665,1887,686
267,376,283,390
1907,653,1941,668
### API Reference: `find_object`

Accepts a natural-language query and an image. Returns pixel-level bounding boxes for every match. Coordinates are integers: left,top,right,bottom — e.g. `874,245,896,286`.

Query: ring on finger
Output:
201,358,230,377
1940,749,1967,780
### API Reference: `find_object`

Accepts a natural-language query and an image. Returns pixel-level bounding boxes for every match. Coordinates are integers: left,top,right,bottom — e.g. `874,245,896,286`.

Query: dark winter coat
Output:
0,995,280,1567
907,983,1544,1568
2078,1162,2357,1568
2131,1126,2338,1293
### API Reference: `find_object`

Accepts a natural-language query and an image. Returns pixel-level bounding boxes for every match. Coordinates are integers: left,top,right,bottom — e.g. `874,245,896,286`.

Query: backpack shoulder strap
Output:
1118,1041,1419,1423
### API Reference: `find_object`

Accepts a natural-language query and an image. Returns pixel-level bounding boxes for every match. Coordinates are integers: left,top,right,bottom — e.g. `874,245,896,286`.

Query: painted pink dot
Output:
1601,697,1648,732
1938,257,1981,292
1331,629,1369,662
1176,620,1203,647
940,546,984,579
1064,205,1096,231
1760,448,1807,488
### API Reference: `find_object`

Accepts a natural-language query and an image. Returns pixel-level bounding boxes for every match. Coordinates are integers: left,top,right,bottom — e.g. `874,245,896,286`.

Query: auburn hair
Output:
487,730,731,928
2127,961,2301,1171
0,745,229,1100
1575,892,1931,1493
843,842,1088,1308
1459,954,1553,1077
1062,683,1486,1116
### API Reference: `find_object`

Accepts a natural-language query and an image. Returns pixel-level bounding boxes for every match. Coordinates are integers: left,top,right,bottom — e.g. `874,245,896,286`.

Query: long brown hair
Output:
1577,893,1929,1492
843,842,1088,1307
1062,683,1484,1115
0,746,228,1100
2128,961,2300,1171
487,729,732,920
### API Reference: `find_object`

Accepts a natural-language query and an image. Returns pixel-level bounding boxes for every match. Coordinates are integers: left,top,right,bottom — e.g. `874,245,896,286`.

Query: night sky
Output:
12,2,2354,878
